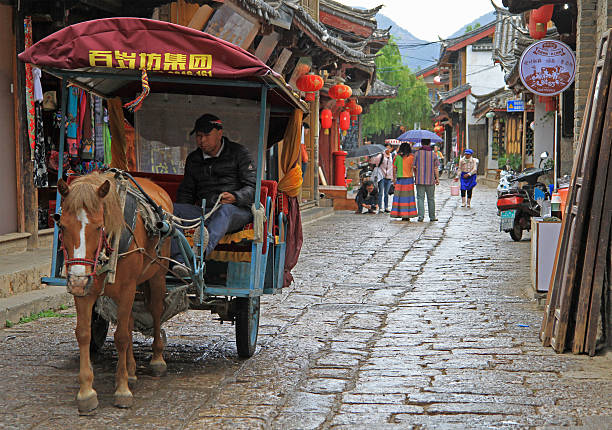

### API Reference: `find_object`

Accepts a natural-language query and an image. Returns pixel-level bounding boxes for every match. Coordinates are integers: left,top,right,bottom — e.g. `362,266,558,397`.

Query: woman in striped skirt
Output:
391,142,418,221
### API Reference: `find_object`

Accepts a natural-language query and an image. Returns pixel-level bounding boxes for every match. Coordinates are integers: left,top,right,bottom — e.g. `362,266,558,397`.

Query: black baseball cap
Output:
190,114,223,135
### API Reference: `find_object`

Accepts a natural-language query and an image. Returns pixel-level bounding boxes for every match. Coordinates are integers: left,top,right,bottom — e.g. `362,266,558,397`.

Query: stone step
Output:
0,248,53,299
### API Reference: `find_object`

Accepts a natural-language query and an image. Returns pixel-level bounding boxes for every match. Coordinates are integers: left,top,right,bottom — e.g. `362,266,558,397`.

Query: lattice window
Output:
300,0,319,21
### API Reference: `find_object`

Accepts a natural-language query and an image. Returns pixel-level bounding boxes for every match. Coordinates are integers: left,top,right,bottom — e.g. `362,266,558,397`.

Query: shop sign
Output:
506,100,525,112
519,39,576,96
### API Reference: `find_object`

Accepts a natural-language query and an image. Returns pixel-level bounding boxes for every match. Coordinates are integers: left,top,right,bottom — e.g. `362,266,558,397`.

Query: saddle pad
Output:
118,190,138,253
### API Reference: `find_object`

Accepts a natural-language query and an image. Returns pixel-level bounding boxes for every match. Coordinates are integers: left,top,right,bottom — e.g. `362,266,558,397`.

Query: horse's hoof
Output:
113,394,134,409
77,394,98,415
150,362,167,377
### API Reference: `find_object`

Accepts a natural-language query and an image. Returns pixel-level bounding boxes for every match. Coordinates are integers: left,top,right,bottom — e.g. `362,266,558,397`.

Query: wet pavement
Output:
1,180,611,429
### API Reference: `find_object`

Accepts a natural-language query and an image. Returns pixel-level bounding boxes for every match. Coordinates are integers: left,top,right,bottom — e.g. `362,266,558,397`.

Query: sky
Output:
340,0,498,41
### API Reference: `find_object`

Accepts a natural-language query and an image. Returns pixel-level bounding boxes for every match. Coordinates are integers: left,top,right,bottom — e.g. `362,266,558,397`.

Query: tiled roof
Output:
491,5,560,85
472,87,517,118
287,1,378,67
437,83,472,101
415,63,439,78
319,0,382,29
367,79,399,98
501,0,557,14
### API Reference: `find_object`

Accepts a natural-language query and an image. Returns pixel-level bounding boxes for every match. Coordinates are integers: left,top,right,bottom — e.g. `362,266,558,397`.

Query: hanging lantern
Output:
433,75,442,85
529,5,554,40
485,111,496,119
320,108,333,135
348,103,363,125
339,110,350,135
296,73,324,102
328,84,352,107
346,98,358,110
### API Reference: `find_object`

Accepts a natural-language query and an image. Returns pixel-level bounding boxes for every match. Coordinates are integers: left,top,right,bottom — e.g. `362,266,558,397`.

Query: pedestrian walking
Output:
458,148,478,207
370,143,394,213
413,138,440,221
390,142,418,221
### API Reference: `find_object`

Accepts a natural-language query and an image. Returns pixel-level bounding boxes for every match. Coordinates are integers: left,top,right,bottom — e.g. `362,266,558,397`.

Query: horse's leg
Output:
127,314,137,383
74,295,99,415
113,283,136,408
148,270,167,377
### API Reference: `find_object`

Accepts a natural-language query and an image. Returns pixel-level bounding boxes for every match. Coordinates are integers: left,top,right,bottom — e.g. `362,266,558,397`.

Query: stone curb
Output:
0,286,74,325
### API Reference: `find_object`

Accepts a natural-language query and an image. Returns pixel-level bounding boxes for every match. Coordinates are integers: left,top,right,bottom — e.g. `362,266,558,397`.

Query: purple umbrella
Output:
397,129,443,143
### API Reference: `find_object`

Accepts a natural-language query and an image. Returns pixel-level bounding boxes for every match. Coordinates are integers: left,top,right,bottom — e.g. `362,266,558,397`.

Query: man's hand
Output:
435,178,440,186
220,192,237,204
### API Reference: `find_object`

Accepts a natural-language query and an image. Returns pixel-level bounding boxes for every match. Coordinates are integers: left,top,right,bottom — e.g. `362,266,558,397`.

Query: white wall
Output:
466,46,506,126
534,98,555,164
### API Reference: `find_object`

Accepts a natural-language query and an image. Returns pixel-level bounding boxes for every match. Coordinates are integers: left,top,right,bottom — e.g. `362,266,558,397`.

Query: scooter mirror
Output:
540,151,549,159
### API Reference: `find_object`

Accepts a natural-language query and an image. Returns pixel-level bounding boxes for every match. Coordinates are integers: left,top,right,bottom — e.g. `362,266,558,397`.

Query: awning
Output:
18,17,276,79
18,18,307,111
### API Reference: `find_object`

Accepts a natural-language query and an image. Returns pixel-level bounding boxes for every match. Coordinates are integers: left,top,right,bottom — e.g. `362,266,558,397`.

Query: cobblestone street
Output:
1,181,611,429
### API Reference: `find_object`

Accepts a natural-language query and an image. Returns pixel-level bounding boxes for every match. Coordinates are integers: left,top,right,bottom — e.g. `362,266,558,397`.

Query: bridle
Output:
60,226,114,291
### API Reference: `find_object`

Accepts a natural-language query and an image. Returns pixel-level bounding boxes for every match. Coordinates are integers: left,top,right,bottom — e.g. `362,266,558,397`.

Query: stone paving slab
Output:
0,180,611,429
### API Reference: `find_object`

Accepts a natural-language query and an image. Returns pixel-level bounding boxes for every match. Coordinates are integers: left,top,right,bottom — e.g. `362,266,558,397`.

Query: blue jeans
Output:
377,178,392,211
171,203,252,262
416,184,436,220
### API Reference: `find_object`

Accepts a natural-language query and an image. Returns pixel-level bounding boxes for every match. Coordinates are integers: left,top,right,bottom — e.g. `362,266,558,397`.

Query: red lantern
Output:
339,110,350,135
328,84,352,107
529,5,554,40
320,108,333,135
296,73,324,102
346,98,358,110
433,75,442,85
349,103,363,124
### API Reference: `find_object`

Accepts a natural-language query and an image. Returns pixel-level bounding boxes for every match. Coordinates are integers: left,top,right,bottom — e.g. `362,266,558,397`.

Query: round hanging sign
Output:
519,39,576,97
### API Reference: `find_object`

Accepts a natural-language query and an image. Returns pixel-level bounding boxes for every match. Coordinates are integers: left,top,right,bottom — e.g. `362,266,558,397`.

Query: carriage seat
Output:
129,172,278,262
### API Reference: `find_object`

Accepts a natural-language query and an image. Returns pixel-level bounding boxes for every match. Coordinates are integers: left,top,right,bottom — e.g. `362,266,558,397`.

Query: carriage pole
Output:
50,79,69,278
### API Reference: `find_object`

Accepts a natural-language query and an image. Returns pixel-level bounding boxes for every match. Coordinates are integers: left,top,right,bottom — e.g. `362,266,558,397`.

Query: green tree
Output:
362,39,431,137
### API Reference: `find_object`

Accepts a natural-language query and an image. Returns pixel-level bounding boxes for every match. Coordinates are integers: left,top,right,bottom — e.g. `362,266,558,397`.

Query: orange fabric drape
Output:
108,97,128,170
278,109,303,197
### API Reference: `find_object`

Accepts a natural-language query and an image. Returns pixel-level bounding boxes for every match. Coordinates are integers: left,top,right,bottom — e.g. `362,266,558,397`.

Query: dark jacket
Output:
176,137,256,208
356,184,379,202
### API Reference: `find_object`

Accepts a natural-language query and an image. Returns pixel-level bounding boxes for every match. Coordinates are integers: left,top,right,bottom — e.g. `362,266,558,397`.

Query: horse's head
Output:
57,178,112,296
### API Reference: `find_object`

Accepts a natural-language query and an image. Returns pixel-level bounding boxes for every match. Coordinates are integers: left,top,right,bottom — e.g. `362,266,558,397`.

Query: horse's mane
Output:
63,172,123,239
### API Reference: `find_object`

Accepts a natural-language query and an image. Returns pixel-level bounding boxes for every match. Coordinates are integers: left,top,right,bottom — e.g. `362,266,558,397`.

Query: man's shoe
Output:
417,218,424,222
430,218,438,222
171,263,190,279
385,209,391,213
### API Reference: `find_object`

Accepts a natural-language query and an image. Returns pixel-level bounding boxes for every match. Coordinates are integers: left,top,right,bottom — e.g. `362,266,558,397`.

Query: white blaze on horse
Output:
56,171,173,414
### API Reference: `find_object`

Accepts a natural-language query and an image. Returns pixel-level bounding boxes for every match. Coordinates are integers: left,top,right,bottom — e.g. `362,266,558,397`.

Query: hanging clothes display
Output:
103,108,112,165
66,87,79,157
24,17,35,159
79,92,94,160
93,97,105,162
32,67,48,187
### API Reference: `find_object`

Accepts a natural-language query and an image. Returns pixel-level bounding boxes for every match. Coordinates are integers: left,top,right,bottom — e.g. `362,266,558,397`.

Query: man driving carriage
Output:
172,113,256,274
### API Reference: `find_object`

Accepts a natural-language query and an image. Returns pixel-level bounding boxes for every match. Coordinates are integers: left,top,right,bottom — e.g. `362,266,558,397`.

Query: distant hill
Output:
447,10,496,38
376,14,439,72
374,10,496,72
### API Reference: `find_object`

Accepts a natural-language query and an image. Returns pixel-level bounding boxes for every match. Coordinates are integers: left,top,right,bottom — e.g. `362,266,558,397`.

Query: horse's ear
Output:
97,180,111,198
58,179,70,198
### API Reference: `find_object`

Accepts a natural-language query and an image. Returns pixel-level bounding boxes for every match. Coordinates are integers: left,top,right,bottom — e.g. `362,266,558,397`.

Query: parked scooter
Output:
496,152,552,241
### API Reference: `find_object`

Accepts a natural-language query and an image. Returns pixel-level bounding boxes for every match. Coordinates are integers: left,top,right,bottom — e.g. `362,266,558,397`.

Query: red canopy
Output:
18,17,276,80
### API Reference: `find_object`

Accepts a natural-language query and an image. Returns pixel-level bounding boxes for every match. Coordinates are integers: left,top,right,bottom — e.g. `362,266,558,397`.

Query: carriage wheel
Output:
89,309,109,356
234,297,260,358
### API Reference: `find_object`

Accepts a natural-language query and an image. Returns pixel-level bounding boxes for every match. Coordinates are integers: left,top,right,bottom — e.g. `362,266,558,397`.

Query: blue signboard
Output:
506,100,525,112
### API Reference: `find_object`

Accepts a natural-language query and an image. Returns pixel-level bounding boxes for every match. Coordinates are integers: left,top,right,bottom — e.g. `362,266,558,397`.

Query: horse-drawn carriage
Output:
19,17,307,413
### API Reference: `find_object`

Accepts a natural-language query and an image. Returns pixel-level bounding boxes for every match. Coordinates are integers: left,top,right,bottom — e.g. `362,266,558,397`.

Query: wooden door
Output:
468,124,487,175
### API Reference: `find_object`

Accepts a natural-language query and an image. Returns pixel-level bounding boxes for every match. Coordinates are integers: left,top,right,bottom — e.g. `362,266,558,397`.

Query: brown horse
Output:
57,171,173,414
